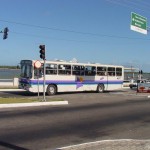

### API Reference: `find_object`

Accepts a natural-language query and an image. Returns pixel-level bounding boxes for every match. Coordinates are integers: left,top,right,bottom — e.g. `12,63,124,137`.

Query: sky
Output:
1,0,150,72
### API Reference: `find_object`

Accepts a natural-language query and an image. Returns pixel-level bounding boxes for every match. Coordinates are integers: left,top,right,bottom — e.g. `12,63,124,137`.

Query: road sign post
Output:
34,61,42,100
130,12,147,35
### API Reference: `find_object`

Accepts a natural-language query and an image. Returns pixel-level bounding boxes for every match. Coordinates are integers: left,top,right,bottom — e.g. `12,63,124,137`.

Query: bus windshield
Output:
20,60,32,78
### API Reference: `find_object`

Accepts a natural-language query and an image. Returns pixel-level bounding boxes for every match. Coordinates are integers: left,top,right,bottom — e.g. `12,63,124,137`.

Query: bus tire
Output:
46,84,57,96
97,84,104,93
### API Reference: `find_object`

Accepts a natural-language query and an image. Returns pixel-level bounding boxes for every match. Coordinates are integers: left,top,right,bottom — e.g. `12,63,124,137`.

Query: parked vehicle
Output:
129,81,137,89
137,79,150,92
123,80,131,87
129,79,150,89
137,79,150,83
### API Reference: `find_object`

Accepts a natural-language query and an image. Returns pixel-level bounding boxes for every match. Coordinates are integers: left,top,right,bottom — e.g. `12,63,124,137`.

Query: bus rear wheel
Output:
46,84,57,96
97,84,104,93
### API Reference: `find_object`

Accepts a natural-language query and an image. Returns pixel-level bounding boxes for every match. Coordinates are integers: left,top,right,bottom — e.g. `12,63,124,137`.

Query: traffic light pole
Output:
39,44,46,101
43,59,46,101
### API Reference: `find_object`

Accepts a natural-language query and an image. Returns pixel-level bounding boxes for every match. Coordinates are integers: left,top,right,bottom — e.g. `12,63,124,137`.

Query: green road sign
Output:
130,12,147,34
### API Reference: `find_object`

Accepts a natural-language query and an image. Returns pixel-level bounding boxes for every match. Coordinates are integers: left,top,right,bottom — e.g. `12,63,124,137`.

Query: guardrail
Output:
0,78,18,87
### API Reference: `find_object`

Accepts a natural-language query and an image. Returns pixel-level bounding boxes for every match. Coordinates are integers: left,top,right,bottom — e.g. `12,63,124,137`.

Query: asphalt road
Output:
0,90,150,150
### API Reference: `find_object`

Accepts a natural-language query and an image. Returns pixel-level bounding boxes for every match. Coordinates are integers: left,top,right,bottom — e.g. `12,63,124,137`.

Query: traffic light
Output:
39,45,45,60
3,27,9,40
139,70,143,74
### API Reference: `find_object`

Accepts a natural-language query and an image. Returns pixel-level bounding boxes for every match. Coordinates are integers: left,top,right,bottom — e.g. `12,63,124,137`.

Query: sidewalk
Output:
57,139,150,150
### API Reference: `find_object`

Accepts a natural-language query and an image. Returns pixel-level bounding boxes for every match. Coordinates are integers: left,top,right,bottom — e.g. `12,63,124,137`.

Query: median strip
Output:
0,97,68,108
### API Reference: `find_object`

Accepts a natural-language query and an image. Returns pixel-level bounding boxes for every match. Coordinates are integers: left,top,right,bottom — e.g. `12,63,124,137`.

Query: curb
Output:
57,139,150,150
0,101,68,108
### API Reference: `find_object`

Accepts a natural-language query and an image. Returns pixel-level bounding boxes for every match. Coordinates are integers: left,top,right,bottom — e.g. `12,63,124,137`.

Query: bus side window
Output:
85,66,96,76
92,66,96,75
72,65,84,75
65,65,71,75
116,68,122,76
108,67,115,76
46,64,57,75
58,64,71,75
97,67,107,76
85,68,88,76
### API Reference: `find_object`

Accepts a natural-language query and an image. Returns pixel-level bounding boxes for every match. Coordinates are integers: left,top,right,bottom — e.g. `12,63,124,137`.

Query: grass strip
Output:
0,97,64,104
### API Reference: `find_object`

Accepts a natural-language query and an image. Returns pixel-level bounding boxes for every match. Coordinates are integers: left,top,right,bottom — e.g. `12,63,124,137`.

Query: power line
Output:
115,0,150,10
105,0,150,14
0,19,102,36
132,0,150,8
11,31,150,41
1,18,150,42
11,31,91,43
0,18,149,39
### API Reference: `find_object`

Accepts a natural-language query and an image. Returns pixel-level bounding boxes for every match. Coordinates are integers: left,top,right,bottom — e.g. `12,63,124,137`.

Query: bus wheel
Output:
97,84,104,93
47,84,57,96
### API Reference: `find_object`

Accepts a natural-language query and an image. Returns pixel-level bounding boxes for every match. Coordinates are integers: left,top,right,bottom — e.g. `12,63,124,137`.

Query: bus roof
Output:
21,59,124,68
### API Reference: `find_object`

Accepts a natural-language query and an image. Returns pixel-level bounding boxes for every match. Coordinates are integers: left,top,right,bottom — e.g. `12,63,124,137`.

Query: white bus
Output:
19,60,124,95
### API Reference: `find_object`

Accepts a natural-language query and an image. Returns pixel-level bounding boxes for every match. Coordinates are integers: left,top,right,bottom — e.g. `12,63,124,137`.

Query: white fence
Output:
0,78,19,87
